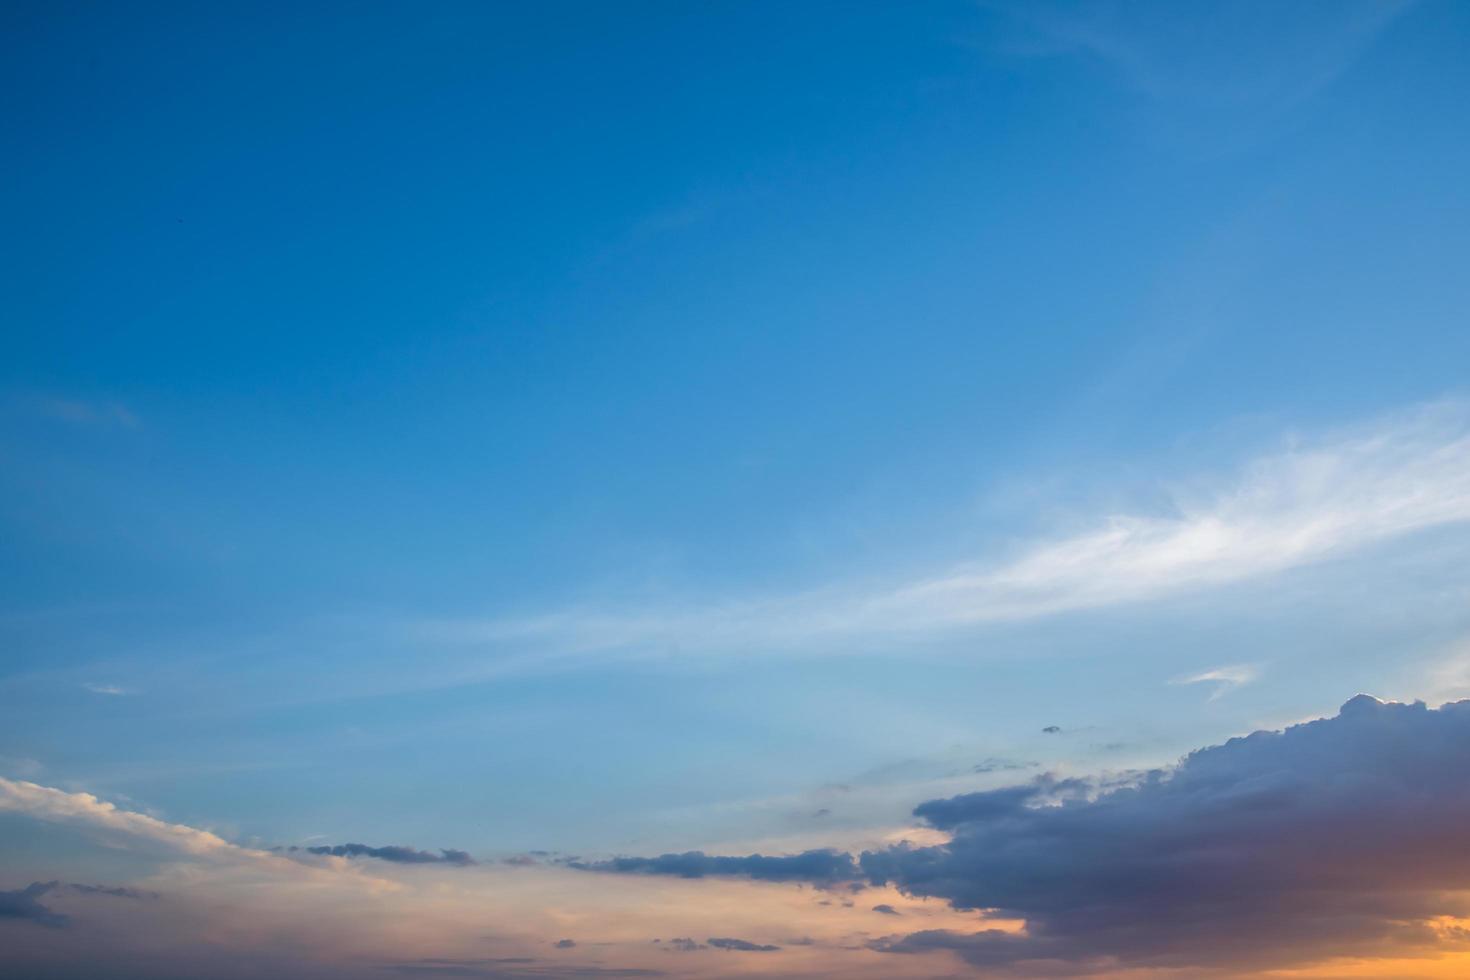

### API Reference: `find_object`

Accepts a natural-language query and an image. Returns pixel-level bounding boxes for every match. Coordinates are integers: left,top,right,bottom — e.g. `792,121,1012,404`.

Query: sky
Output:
4,1,1470,977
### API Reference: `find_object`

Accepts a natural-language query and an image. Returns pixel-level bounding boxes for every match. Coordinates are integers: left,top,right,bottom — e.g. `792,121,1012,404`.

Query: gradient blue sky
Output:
5,3,1470,976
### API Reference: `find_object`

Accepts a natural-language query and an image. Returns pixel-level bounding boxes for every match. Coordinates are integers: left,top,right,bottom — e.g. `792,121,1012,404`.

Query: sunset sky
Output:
6,2,1470,977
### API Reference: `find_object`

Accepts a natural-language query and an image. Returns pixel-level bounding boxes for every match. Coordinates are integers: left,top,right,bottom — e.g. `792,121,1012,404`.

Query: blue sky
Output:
5,3,1470,977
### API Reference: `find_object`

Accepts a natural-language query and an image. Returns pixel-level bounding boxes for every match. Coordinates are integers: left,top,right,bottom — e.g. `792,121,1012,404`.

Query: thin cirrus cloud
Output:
83,683,136,697
1170,663,1260,700
577,695,1470,974
292,843,477,866
423,402,1470,661
567,849,858,884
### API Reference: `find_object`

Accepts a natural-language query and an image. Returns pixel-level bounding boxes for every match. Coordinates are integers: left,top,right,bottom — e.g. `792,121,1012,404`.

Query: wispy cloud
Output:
424,402,1470,662
985,0,1414,124
0,776,367,884
0,775,267,863
83,683,137,696
1171,664,1260,701
31,396,140,429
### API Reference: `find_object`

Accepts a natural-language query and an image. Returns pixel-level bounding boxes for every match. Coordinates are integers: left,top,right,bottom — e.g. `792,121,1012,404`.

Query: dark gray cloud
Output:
0,881,68,928
971,758,1037,774
67,883,158,899
568,848,856,883
387,960,659,978
860,696,1470,972
294,843,477,866
871,903,900,915
706,937,780,952
1041,726,1061,734
577,697,1470,974
553,939,575,949
0,880,151,929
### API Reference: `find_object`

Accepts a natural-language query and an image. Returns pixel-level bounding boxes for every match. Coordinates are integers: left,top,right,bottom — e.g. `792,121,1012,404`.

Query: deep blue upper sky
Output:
4,1,1470,857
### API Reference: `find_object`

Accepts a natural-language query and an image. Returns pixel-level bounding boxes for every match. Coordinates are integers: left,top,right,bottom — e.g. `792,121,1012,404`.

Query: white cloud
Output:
84,683,137,696
33,396,140,429
1171,664,1260,701
426,402,1470,661
0,776,270,862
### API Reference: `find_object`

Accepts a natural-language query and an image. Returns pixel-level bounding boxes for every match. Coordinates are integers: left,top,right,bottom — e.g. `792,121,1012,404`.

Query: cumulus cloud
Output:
578,696,1470,974
0,776,269,863
859,695,1470,972
567,848,858,884
295,843,477,866
0,777,376,886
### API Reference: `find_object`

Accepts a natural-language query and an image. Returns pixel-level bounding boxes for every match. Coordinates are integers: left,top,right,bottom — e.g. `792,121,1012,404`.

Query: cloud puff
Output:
0,882,68,928
860,696,1470,972
297,843,477,866
568,848,857,884
83,683,137,696
0,880,157,929
706,937,780,952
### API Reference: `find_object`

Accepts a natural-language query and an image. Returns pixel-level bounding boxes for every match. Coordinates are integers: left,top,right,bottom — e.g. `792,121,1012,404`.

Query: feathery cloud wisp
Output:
426,403,1470,660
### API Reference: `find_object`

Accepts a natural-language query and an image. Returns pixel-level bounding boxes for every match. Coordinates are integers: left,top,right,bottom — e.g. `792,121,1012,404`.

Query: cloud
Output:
706,937,780,952
1170,663,1260,700
66,883,158,900
553,939,575,949
0,776,264,862
871,904,901,916
296,843,477,866
83,683,136,696
0,776,365,884
997,0,1409,100
32,396,140,429
0,882,68,928
567,848,858,884
425,403,1470,661
0,880,156,929
389,963,661,979
859,695,1470,972
580,696,1470,974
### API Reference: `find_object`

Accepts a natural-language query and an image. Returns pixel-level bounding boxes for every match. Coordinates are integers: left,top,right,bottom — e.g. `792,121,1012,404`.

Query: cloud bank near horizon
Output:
578,695,1470,973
